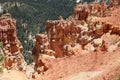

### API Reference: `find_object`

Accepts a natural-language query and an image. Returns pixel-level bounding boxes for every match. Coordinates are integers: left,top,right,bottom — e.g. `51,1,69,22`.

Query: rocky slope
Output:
0,0,120,80
32,0,120,80
0,70,31,80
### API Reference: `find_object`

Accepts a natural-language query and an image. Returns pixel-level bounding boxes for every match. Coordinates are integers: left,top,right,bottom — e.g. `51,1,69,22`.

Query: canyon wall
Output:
32,1,120,74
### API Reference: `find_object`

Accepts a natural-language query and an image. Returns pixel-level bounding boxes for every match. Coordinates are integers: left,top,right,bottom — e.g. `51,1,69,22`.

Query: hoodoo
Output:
0,13,26,70
31,1,120,80
1,0,119,80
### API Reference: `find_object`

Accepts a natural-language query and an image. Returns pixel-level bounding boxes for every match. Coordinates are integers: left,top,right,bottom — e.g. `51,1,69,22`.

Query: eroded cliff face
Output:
32,1,120,80
0,13,26,70
0,1,119,80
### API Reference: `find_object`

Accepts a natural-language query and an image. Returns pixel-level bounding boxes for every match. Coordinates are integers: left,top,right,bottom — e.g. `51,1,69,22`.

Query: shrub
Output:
0,42,3,48
0,42,4,62
0,67,3,73
117,76,120,80
0,54,4,62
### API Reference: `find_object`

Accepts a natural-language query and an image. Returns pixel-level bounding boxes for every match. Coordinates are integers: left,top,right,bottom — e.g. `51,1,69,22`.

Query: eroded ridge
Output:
0,13,26,70
31,1,120,80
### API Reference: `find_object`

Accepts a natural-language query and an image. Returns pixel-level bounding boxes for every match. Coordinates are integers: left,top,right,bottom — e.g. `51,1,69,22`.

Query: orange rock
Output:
74,4,89,21
32,2,120,76
0,13,26,70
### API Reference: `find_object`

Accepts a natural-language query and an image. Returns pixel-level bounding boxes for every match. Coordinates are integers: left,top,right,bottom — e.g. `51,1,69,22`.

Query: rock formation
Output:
0,13,26,70
32,1,120,76
0,1,119,80
110,0,120,7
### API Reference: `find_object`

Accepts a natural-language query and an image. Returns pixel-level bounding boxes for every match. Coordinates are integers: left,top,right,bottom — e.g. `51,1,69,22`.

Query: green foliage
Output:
23,51,33,64
0,42,4,62
0,42,3,48
0,42,3,73
0,67,3,73
0,54,4,62
117,76,120,80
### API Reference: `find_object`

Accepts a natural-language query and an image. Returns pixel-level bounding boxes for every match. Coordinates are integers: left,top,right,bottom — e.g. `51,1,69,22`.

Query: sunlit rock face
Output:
32,1,120,74
74,4,89,21
0,13,26,70
110,0,120,7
